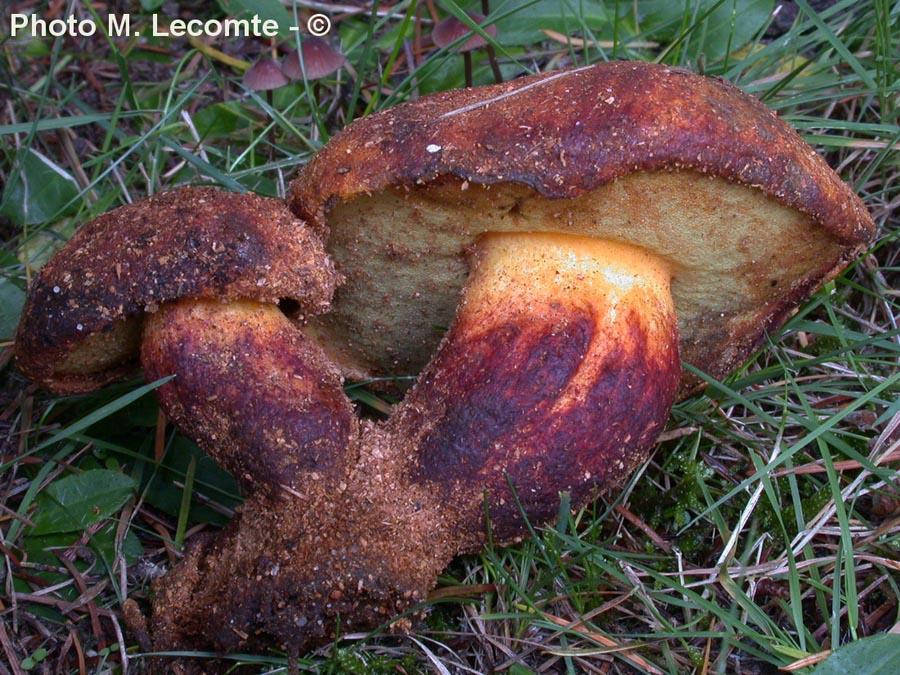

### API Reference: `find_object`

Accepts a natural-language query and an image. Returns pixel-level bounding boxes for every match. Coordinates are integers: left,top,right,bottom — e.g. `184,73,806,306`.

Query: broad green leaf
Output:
639,0,774,60
192,101,254,138
0,148,80,227
216,0,296,39
18,217,77,269
31,469,136,535
0,278,25,340
810,634,900,674
141,436,241,527
90,524,143,571
24,524,142,578
459,0,609,46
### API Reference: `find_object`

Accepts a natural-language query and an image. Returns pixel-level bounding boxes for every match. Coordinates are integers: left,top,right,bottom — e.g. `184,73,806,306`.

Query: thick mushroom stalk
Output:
138,299,450,656
391,233,681,542
141,300,356,497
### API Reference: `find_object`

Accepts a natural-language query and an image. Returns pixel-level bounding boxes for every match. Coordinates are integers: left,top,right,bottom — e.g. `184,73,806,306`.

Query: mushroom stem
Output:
139,299,457,662
391,233,682,543
141,299,357,496
133,236,681,660
463,51,473,87
485,43,503,83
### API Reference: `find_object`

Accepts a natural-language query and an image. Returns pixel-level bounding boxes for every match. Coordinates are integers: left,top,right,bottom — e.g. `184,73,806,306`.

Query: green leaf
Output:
23,524,142,582
0,278,26,340
0,148,80,227
31,469,136,535
90,523,143,571
215,0,296,39
810,634,900,674
192,101,253,138
141,436,241,527
458,0,609,46
640,0,774,60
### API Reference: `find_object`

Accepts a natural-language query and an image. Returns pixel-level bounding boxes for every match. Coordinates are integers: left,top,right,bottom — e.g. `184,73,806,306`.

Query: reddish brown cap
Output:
288,61,874,395
242,58,289,91
15,187,340,393
431,12,498,52
282,38,346,81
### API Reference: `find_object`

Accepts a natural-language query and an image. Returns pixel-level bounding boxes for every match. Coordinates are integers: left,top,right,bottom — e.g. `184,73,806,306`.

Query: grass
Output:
1,0,899,673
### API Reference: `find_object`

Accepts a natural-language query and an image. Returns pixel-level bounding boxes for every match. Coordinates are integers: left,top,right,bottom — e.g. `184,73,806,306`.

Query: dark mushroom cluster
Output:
15,62,874,672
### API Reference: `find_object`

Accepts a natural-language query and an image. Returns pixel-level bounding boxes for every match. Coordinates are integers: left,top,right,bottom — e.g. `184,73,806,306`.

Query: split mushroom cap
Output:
282,37,346,81
15,187,340,394
431,12,498,52
289,61,874,396
242,57,290,91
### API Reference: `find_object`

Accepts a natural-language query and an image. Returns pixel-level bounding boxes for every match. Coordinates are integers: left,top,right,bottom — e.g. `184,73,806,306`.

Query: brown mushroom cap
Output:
431,12,498,52
15,187,340,394
289,61,874,395
282,37,346,81
242,58,290,91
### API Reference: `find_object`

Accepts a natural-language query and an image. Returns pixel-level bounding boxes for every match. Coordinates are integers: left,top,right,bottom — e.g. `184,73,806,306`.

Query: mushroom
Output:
242,57,289,92
15,187,339,394
290,61,873,401
431,11,501,86
282,36,346,81
242,58,290,137
15,62,873,671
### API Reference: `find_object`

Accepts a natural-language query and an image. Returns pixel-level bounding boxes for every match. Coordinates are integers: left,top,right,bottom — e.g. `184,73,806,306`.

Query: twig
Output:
0,617,25,675
614,504,672,553
541,29,659,49
539,610,664,674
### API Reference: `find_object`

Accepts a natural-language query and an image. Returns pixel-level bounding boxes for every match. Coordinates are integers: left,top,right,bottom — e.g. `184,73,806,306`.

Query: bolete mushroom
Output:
15,62,873,671
290,61,873,400
15,187,338,394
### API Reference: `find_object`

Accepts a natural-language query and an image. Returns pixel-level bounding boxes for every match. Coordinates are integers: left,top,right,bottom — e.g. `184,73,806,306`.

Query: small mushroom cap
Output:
15,187,340,394
243,58,289,91
289,61,874,395
282,38,346,81
431,12,498,52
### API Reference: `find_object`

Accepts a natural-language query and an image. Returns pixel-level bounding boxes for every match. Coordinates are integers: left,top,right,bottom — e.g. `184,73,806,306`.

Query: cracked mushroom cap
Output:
15,187,340,394
289,61,874,394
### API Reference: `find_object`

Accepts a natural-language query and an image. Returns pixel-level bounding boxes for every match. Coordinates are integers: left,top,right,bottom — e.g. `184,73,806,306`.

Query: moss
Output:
325,648,422,675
